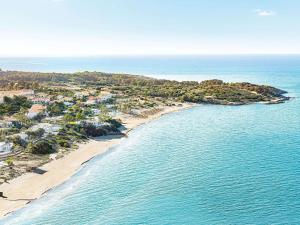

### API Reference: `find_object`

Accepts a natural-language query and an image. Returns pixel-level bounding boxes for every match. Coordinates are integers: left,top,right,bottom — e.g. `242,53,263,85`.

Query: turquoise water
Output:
1,56,300,224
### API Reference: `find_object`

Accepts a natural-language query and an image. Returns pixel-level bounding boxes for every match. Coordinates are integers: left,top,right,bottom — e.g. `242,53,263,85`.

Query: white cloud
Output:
254,9,276,16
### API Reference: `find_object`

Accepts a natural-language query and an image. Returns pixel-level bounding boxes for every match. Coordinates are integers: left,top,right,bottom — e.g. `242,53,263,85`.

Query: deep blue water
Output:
1,56,300,224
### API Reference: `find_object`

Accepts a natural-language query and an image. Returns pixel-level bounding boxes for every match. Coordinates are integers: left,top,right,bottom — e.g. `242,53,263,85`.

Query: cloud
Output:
253,9,276,16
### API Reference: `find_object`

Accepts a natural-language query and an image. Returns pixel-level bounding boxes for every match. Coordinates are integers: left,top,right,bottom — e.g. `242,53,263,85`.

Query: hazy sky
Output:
0,0,299,56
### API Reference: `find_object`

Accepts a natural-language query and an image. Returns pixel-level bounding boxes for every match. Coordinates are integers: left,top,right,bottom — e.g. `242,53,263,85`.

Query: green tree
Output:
64,113,76,122
28,138,56,155
14,108,32,127
5,157,14,166
26,128,45,140
75,112,85,121
98,105,111,122
47,102,66,116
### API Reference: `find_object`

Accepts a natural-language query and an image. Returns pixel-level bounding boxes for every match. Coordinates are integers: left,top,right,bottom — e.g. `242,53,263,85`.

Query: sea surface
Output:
1,55,300,224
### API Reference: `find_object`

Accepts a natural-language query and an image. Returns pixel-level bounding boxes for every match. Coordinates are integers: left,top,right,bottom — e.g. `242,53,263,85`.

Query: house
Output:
63,97,73,102
20,89,35,96
79,119,109,128
27,104,46,119
63,101,74,107
56,95,64,100
8,132,28,141
19,132,29,141
74,91,89,98
91,108,101,115
0,120,22,128
0,122,7,128
30,123,62,135
99,94,113,103
0,142,13,155
85,96,99,105
32,97,51,104
45,115,63,123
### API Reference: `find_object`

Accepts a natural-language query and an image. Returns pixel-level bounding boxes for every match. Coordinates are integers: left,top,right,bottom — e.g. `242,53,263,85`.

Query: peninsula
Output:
0,70,289,217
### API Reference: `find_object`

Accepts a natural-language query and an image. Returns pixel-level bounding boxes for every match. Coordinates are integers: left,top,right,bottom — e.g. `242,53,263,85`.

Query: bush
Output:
59,125,87,140
47,102,66,116
26,128,45,140
82,123,108,137
0,96,32,116
7,135,26,147
56,136,71,148
5,157,14,166
106,118,122,129
28,138,57,155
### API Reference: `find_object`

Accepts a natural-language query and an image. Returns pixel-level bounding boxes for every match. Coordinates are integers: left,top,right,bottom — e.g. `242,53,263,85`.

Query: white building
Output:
32,98,51,104
80,119,109,128
0,142,13,155
19,132,29,141
64,101,74,107
85,96,98,105
20,89,35,96
91,108,101,115
30,123,62,135
26,104,46,119
100,94,113,102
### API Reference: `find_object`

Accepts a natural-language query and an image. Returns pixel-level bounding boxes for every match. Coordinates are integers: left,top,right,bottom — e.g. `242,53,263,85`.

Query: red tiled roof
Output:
29,104,46,113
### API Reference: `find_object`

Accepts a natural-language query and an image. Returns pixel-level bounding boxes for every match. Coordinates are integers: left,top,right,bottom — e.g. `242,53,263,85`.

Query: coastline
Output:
0,103,195,218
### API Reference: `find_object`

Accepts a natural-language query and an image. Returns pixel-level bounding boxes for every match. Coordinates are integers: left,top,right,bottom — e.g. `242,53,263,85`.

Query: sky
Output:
0,0,299,56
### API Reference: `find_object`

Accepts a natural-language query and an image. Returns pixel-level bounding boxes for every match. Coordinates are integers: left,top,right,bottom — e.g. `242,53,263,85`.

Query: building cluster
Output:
0,88,114,158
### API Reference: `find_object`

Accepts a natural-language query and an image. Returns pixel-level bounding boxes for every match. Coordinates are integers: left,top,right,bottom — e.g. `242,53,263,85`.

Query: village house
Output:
74,91,89,98
8,132,28,142
0,142,13,155
99,94,113,103
56,95,64,100
0,122,9,128
63,101,74,107
20,89,35,96
18,132,29,141
27,104,46,119
30,123,62,135
85,96,99,105
91,108,101,115
43,116,64,125
0,119,22,129
76,118,109,128
31,97,51,105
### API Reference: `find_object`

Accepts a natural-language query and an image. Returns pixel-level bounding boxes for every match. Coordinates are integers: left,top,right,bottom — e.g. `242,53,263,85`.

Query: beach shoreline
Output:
0,103,195,218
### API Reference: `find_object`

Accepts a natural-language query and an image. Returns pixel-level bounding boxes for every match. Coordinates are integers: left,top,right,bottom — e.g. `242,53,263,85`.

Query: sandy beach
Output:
0,103,194,218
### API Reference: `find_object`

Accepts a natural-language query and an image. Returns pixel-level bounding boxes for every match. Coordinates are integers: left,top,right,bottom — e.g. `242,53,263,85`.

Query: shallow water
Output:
1,55,300,224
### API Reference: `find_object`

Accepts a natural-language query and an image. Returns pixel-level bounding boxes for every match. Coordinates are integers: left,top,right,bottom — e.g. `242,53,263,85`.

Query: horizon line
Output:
1,53,300,58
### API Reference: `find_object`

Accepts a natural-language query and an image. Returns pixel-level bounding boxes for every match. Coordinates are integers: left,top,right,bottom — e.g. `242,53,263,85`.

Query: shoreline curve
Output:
0,103,195,219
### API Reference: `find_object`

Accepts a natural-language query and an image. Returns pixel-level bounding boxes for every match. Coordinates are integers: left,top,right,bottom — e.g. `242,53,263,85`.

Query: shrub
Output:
47,102,66,116
28,138,57,155
26,128,45,140
5,157,14,166
55,136,71,148
106,118,122,129
82,123,108,137
7,135,26,147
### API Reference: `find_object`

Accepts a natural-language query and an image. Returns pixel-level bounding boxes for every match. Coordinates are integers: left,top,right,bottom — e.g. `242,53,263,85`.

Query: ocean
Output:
1,55,300,224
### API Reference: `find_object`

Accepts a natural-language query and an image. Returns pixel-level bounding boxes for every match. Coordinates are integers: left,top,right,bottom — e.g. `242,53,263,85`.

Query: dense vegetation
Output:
0,96,32,116
0,70,290,184
47,102,66,116
27,138,57,155
0,70,288,105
